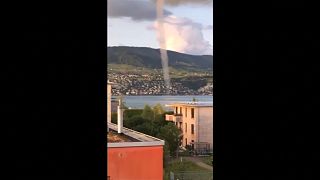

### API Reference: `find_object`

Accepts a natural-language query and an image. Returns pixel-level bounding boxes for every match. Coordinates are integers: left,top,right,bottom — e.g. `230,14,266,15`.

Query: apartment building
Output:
165,102,213,153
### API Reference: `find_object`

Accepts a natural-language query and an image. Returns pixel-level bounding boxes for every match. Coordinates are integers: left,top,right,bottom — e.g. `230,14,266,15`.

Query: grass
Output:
164,158,210,180
167,159,210,172
198,156,213,166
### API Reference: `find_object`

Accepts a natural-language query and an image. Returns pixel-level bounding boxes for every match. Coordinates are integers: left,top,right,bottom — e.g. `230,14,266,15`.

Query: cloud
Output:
204,25,213,30
107,0,172,21
150,16,212,55
151,0,213,6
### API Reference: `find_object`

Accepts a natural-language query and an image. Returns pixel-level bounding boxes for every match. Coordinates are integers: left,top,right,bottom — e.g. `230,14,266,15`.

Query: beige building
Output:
165,102,213,153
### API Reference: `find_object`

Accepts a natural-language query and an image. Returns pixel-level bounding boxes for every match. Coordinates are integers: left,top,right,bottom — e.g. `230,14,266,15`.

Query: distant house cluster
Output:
108,72,213,96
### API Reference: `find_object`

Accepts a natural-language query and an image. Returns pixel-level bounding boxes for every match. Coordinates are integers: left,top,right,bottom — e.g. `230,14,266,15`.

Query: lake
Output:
112,95,213,110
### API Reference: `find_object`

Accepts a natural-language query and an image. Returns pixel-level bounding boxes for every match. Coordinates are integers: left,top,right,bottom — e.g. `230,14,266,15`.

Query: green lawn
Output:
164,158,210,180
199,156,213,166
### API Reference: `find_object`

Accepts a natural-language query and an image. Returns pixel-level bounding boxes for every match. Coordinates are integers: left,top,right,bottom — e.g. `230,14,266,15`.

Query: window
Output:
191,108,194,118
191,124,194,134
180,107,182,114
179,122,182,130
191,140,194,149
175,107,178,114
185,138,187,146
185,123,187,132
185,108,187,117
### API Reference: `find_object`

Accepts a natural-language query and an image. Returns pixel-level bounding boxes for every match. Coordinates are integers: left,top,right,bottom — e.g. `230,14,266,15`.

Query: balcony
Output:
174,115,182,122
165,114,182,122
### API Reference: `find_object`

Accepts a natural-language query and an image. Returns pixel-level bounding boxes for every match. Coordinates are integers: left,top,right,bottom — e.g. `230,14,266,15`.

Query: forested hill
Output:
107,46,213,72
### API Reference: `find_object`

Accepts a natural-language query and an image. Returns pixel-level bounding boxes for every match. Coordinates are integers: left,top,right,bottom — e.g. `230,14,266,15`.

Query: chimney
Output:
117,97,124,134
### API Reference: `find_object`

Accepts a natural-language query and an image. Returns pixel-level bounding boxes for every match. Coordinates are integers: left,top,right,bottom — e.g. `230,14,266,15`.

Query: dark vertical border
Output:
214,1,318,179
2,0,108,178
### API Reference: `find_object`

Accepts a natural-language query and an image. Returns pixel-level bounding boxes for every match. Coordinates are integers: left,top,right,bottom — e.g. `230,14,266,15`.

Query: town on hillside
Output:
107,72,214,96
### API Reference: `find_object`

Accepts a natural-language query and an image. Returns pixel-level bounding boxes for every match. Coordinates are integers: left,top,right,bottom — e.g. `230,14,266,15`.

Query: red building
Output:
107,122,164,180
107,82,165,179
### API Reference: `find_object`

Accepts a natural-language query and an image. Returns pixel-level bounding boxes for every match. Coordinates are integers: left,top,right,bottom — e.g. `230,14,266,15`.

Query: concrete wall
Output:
107,146,163,180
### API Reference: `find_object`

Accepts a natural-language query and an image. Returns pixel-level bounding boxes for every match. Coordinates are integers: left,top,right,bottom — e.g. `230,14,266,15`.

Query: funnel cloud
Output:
156,0,171,94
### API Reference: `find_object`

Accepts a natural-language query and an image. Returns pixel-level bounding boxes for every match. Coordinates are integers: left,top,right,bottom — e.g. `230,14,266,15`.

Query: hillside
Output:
107,46,213,72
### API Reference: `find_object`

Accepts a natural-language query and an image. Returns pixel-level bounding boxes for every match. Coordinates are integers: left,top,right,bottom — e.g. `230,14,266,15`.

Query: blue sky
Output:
107,0,213,55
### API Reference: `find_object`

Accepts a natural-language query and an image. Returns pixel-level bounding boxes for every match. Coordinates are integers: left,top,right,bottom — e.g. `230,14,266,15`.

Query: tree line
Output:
111,104,183,164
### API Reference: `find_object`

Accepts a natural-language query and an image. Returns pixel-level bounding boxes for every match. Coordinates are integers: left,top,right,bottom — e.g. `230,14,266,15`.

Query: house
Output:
165,102,213,154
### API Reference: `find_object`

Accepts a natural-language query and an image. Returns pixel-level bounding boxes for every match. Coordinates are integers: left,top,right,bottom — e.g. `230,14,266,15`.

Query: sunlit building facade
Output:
165,102,213,153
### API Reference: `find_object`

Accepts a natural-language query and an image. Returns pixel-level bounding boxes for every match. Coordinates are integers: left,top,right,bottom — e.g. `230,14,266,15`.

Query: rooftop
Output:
107,122,165,147
165,101,213,107
107,130,136,143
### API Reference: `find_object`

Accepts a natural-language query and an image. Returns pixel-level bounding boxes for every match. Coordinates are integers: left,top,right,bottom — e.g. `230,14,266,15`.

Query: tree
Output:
133,121,154,136
157,122,183,157
111,113,117,124
154,114,167,126
124,115,145,128
163,142,170,168
153,103,165,115
141,104,154,120
124,109,143,119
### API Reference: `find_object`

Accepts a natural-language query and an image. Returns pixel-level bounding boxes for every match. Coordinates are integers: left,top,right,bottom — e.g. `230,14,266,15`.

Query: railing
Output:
194,148,213,155
174,116,182,122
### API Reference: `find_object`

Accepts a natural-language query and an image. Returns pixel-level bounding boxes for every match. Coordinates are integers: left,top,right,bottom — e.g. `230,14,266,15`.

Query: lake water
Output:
112,95,213,110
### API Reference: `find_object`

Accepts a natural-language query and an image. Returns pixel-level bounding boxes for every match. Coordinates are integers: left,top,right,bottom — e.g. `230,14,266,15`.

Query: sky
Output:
107,0,213,55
